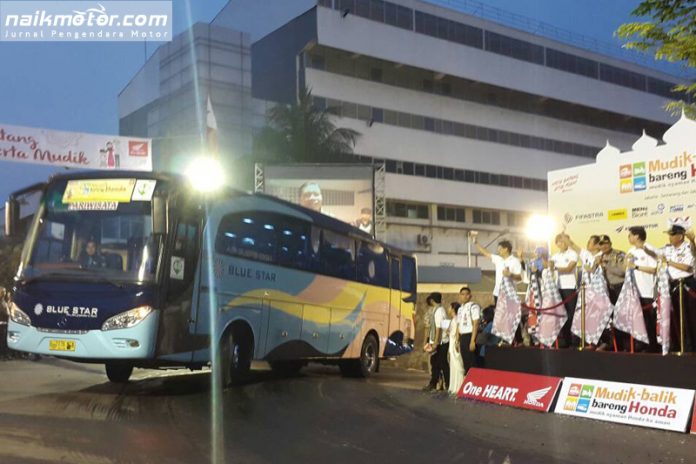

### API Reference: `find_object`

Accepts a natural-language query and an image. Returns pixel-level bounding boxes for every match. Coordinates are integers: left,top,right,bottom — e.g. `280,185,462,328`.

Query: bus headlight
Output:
10,302,31,326
102,306,154,331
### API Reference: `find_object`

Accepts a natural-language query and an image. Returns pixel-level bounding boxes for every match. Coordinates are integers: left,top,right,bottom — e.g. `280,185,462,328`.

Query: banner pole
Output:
679,279,685,356
579,281,586,351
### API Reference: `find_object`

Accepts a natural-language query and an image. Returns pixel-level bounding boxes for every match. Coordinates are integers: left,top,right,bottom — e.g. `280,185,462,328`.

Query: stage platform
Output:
486,346,696,389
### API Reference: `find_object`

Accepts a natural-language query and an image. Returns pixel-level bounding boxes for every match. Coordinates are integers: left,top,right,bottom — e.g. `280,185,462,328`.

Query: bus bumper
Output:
6,312,159,360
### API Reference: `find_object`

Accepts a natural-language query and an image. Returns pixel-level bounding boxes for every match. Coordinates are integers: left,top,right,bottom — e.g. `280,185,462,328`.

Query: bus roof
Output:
41,170,413,258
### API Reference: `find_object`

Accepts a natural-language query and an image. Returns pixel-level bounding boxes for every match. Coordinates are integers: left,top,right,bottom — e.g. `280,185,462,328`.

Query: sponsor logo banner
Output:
458,368,562,412
607,208,628,221
0,123,152,170
554,377,695,433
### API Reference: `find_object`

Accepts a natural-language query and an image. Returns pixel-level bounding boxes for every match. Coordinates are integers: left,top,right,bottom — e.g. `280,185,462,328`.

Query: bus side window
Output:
321,229,356,280
401,256,417,294
215,213,275,263
357,241,389,287
168,221,199,297
276,218,311,270
390,256,401,290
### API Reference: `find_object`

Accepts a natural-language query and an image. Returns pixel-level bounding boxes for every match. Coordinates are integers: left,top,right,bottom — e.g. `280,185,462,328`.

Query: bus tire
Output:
105,362,133,383
340,334,379,378
269,360,304,376
219,328,252,387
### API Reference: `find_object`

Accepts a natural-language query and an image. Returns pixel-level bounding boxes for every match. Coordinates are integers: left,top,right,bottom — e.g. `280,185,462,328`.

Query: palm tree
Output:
254,87,360,163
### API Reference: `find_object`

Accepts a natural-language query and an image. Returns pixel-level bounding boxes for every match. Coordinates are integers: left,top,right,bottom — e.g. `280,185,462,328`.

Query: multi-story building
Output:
119,22,264,178
120,0,686,279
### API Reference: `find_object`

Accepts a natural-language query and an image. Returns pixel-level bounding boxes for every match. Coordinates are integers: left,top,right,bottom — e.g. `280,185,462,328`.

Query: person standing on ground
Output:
626,226,658,352
447,302,465,395
550,234,578,347
423,292,450,392
457,286,480,373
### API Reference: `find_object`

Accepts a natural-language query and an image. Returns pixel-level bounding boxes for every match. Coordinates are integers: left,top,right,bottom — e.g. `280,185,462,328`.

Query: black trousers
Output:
559,288,578,346
670,277,696,352
0,323,7,356
429,343,450,388
459,333,475,372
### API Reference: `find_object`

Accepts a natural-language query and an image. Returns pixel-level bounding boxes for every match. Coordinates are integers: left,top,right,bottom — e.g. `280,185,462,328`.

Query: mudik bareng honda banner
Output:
548,114,696,252
0,123,152,171
554,377,695,432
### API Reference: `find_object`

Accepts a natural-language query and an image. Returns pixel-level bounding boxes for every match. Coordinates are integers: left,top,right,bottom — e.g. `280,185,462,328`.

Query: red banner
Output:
457,368,563,412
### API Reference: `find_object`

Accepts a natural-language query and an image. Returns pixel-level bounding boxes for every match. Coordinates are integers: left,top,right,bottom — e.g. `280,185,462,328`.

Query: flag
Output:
536,268,568,347
206,95,219,156
525,271,542,340
656,265,672,356
613,269,649,344
571,267,613,345
492,276,521,344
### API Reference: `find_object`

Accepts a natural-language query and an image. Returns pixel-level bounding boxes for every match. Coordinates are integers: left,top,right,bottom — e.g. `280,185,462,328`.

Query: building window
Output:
484,31,544,65
387,201,429,219
473,209,501,225
437,206,466,223
599,63,646,91
370,67,383,82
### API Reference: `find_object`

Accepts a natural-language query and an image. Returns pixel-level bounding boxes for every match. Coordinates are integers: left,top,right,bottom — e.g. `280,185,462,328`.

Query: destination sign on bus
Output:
61,179,157,205
62,179,136,203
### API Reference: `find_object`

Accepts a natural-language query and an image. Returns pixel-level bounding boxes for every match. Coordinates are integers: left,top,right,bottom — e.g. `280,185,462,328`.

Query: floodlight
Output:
186,156,225,193
525,214,555,242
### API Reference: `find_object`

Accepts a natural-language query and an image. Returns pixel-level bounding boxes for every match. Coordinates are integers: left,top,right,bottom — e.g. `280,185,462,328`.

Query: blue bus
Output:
5,171,416,383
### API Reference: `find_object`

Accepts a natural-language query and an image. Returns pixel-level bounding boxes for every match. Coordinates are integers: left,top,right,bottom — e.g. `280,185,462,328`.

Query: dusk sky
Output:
0,0,682,201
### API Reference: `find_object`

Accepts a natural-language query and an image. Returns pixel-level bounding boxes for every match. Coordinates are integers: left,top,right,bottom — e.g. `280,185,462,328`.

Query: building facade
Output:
120,0,685,273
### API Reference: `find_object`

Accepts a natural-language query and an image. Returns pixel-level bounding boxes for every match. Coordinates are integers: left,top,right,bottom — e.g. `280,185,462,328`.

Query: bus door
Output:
157,208,203,359
389,255,402,342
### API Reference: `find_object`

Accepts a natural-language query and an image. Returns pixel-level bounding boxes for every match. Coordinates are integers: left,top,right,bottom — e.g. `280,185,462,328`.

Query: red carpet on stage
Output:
486,346,696,389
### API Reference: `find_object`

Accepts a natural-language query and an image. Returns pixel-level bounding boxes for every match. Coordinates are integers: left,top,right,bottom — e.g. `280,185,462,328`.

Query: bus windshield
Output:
19,179,161,284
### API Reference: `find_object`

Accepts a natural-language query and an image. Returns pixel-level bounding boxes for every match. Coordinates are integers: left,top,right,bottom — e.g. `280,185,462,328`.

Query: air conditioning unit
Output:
417,234,430,246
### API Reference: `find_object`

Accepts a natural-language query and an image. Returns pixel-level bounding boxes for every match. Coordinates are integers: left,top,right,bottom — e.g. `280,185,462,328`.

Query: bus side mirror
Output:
152,196,167,235
4,198,19,238
402,294,417,303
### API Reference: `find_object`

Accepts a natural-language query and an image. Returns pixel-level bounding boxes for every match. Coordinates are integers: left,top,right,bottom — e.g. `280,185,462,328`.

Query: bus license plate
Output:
49,340,76,352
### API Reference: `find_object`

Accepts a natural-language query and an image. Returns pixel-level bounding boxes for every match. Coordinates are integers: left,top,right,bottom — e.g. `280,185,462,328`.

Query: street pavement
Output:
0,357,694,463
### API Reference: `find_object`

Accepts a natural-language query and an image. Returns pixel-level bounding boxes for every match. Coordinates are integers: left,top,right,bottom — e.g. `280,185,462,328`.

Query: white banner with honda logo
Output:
555,377,695,433
0,123,152,171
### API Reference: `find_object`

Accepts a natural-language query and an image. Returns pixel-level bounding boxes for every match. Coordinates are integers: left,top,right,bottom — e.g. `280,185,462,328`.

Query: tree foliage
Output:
254,87,360,164
616,0,696,116
0,239,22,293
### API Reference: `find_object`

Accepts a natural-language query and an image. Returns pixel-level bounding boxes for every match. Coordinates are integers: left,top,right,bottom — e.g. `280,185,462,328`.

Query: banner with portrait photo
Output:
260,164,375,236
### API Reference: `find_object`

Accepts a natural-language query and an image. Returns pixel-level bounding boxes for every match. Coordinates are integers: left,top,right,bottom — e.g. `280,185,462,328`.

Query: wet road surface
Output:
0,358,694,463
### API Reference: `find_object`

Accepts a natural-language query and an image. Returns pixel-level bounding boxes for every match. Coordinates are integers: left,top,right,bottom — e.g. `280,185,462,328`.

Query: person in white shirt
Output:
423,292,450,391
551,234,579,347
473,237,522,304
626,226,658,352
457,286,480,372
566,234,602,278
648,225,696,352
447,302,465,395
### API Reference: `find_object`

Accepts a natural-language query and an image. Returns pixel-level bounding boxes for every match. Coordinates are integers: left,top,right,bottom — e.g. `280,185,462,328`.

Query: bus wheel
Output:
340,334,379,378
269,360,304,376
105,362,133,383
219,328,252,387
